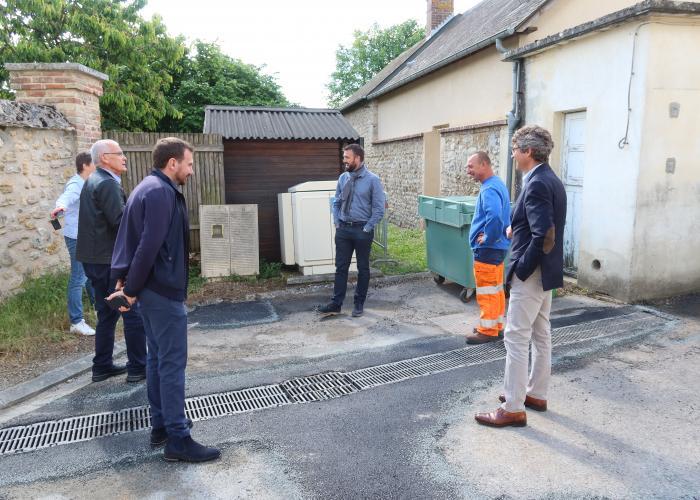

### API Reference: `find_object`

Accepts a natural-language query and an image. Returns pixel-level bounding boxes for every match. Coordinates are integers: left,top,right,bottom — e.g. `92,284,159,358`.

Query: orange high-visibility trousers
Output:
473,260,505,337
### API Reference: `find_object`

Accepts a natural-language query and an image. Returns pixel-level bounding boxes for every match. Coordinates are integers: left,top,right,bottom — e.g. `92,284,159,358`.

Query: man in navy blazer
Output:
475,125,567,428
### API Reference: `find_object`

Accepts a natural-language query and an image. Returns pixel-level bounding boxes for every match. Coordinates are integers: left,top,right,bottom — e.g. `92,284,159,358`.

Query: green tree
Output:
326,19,425,108
159,41,289,133
0,0,186,131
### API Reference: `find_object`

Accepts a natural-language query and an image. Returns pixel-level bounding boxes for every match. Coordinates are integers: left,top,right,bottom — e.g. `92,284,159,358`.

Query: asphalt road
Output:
0,282,698,499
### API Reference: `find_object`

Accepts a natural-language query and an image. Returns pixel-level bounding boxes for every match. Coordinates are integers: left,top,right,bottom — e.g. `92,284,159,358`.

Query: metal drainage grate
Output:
0,406,150,456
0,309,672,456
0,385,290,456
347,311,667,390
281,372,359,402
188,300,279,329
185,384,290,421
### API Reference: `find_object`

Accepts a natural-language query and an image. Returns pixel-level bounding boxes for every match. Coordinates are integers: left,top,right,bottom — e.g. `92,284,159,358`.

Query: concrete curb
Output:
0,342,126,411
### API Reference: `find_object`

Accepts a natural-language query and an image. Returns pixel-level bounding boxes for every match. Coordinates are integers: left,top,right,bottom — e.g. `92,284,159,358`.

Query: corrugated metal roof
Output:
341,0,548,110
203,106,360,140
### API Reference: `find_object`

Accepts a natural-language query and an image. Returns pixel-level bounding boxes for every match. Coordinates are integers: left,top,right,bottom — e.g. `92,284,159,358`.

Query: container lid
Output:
418,195,477,213
288,180,337,193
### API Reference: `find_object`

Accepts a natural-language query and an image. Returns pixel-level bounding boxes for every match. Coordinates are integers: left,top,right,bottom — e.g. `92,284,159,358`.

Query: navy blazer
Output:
507,163,567,291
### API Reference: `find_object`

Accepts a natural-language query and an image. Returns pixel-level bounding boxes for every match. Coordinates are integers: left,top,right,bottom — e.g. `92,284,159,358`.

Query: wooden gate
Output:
102,132,225,252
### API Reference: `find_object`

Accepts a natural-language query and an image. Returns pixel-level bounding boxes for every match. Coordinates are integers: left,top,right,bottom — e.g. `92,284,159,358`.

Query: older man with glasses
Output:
76,139,147,384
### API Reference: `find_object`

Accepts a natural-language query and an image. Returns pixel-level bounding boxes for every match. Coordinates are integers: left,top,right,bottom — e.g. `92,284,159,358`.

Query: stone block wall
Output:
344,104,509,228
440,122,506,197
0,126,77,298
370,135,424,228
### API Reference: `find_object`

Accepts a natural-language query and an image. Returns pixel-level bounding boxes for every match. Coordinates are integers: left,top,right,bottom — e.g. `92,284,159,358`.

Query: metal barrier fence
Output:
371,213,397,266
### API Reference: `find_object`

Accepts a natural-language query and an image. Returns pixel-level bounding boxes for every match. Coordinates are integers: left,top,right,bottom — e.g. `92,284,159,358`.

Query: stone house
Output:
342,0,700,301
0,63,107,298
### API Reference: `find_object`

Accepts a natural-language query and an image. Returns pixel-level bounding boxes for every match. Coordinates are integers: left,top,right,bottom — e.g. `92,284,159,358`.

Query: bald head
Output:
466,151,494,183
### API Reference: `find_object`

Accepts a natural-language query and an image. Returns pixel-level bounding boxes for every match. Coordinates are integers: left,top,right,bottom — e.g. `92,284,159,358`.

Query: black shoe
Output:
92,364,127,382
164,435,221,463
351,303,364,317
126,372,146,383
317,302,341,316
150,419,194,447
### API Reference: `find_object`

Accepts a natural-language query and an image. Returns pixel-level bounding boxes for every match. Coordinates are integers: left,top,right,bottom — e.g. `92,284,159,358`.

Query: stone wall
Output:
440,122,506,197
370,135,424,228
345,103,424,228
0,124,77,298
344,104,509,228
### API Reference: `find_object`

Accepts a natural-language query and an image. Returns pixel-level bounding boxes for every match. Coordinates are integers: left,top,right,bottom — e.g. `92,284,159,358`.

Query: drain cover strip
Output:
0,311,670,456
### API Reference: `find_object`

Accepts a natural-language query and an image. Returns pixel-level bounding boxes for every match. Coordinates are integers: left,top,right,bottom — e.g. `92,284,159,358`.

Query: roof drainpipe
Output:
495,36,523,200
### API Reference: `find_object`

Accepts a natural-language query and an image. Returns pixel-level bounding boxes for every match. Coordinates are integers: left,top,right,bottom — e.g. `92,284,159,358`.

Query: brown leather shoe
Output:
466,330,499,344
498,394,547,412
474,407,527,427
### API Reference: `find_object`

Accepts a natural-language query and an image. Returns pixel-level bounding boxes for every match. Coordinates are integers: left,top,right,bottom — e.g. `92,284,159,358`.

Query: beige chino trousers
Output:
502,266,552,413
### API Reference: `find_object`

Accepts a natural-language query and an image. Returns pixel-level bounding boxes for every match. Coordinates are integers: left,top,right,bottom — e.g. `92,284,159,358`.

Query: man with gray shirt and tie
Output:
318,144,385,318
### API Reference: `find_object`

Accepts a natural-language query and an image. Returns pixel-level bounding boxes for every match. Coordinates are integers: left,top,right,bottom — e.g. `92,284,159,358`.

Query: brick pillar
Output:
5,63,109,152
426,0,454,34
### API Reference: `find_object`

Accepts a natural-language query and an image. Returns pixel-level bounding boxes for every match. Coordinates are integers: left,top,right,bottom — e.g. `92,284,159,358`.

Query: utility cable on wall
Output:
619,20,698,149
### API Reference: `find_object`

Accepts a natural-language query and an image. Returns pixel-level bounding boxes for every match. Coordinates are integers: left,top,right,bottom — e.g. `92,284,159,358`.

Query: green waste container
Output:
418,195,477,302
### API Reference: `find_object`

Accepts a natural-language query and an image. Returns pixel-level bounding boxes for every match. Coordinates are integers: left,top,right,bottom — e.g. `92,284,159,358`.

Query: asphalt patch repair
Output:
0,307,674,456
187,300,280,330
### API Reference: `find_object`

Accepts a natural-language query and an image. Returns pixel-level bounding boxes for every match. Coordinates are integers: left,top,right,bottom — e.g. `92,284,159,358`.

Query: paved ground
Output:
0,277,698,499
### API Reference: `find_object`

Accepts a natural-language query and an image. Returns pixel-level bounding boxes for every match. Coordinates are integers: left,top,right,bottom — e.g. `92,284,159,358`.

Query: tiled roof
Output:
341,0,548,110
203,106,360,140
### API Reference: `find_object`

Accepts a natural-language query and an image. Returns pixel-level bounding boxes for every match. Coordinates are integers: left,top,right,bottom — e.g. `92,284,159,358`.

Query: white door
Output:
561,111,586,276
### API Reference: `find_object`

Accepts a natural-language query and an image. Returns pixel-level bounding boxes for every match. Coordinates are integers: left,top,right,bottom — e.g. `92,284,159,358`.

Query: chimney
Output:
427,0,454,34
5,62,109,152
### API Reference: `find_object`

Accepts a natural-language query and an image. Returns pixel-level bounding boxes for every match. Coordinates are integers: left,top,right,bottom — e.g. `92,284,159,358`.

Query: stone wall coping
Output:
439,119,507,135
372,132,424,145
4,63,109,82
0,100,73,130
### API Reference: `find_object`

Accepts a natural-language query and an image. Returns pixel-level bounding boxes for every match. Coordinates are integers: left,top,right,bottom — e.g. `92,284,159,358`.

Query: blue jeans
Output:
139,288,190,438
64,236,95,324
332,224,374,307
82,263,147,376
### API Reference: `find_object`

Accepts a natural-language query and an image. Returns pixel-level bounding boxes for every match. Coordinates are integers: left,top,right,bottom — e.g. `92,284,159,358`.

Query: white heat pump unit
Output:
200,204,259,278
278,181,357,276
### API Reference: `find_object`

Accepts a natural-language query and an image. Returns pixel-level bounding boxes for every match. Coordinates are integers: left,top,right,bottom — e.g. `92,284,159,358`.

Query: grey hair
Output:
512,125,554,163
90,139,118,166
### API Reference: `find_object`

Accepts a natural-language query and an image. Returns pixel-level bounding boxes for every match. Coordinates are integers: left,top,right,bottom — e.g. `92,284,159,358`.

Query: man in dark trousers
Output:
76,139,146,383
108,137,219,463
475,125,566,428
318,144,385,318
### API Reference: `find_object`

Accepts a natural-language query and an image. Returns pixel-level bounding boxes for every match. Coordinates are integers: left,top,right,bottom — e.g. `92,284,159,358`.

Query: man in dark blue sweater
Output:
108,137,219,462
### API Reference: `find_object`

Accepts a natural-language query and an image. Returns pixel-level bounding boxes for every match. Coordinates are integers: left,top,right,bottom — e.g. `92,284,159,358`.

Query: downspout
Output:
495,37,523,200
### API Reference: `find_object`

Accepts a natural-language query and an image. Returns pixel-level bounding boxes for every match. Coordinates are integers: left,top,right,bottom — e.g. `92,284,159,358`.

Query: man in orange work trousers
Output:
465,152,511,344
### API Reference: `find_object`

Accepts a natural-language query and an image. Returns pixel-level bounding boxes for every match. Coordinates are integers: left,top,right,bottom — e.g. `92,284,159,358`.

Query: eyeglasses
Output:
103,152,126,157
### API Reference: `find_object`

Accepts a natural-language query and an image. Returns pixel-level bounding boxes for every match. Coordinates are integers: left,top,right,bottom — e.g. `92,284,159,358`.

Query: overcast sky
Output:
140,0,481,108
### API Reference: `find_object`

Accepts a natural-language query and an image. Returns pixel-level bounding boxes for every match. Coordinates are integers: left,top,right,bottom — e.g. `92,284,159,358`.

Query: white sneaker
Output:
70,320,96,336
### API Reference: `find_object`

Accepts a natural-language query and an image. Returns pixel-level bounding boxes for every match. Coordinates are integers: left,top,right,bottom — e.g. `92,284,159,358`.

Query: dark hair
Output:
153,137,194,170
343,143,364,162
75,151,92,174
474,151,491,165
512,125,554,163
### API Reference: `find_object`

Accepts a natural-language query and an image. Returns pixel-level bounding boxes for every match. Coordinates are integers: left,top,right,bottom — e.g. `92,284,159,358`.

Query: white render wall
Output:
523,23,651,300
631,20,700,299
